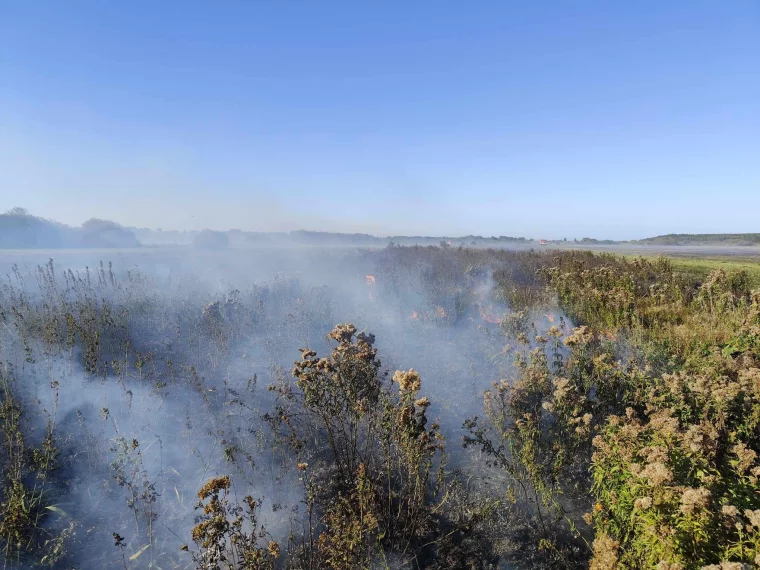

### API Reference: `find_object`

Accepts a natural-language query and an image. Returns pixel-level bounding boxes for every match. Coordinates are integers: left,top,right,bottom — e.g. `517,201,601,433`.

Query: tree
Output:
4,207,29,217
193,229,230,250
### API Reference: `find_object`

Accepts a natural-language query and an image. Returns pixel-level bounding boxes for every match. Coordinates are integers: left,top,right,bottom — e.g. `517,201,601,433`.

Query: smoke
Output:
0,245,569,568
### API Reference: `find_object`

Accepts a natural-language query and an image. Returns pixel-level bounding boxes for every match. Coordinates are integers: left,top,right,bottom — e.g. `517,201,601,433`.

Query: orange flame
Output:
410,311,419,320
365,275,376,286
437,307,446,318
545,313,555,323
478,303,501,324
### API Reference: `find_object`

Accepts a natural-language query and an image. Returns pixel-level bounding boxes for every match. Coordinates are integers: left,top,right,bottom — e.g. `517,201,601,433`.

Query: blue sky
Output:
1,1,758,239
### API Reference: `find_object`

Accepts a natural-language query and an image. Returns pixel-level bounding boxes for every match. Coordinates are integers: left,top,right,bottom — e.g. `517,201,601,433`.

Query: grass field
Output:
628,254,760,288
671,257,760,287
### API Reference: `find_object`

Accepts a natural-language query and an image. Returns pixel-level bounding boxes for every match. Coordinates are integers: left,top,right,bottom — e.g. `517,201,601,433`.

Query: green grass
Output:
670,258,760,288
623,255,760,289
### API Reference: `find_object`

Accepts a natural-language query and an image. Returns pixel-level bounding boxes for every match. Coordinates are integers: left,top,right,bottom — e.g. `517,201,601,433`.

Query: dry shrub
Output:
266,323,496,569
190,475,278,570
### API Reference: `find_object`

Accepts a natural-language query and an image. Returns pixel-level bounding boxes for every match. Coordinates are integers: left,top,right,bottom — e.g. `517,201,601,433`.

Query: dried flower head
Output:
590,532,619,570
721,505,739,517
564,325,594,347
680,487,711,515
656,562,683,570
634,496,653,511
639,462,672,487
197,476,231,500
732,442,757,474
744,509,760,529
393,369,422,393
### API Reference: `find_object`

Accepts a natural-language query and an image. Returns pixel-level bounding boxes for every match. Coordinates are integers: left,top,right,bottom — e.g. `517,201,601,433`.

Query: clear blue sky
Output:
1,1,758,239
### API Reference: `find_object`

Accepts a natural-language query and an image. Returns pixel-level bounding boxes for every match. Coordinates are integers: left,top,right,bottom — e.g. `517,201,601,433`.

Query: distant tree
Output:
82,218,122,232
194,229,230,250
80,218,140,248
4,207,29,216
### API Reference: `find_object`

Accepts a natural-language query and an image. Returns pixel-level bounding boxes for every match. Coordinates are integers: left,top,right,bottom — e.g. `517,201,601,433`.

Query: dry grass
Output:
1,247,758,569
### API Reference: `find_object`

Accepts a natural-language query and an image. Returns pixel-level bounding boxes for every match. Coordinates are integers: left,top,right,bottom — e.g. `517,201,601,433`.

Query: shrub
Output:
266,323,494,569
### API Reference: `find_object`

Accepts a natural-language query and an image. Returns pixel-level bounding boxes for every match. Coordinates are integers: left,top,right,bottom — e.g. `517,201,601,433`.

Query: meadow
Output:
0,245,759,569
662,258,760,290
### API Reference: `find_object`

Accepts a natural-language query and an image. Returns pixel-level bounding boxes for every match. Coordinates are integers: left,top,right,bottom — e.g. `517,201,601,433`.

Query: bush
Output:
264,323,495,569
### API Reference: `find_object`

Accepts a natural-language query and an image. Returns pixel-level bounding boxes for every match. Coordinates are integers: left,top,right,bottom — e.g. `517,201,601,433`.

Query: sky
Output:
1,1,758,239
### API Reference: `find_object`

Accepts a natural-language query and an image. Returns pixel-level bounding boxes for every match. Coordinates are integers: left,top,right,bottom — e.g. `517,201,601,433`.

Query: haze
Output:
1,1,759,239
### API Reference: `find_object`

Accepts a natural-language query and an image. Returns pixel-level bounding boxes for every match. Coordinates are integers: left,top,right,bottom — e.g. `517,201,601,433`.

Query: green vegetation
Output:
514,252,760,568
636,234,760,246
667,258,760,289
0,375,61,566
620,254,760,290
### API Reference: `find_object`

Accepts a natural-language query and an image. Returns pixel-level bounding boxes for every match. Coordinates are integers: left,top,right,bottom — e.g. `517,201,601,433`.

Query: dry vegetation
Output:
0,247,759,568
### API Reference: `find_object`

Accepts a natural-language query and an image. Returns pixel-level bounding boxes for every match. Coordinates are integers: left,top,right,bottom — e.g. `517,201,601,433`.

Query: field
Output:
667,258,760,289
552,243,760,289
1,245,759,569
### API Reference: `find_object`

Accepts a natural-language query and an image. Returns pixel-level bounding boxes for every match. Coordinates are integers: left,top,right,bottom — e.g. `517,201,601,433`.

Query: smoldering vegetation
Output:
0,246,570,569
1,246,760,569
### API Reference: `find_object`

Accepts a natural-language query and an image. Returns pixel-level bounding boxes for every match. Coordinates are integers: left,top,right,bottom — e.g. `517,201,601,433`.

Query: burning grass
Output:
0,246,758,568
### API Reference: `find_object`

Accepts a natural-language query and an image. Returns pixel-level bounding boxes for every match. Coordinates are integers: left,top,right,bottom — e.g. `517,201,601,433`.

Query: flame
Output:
365,275,376,286
410,311,419,320
437,307,446,318
545,313,555,323
478,303,501,324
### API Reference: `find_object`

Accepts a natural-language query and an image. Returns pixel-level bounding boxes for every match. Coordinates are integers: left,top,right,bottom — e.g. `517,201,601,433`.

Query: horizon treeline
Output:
4,207,759,248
